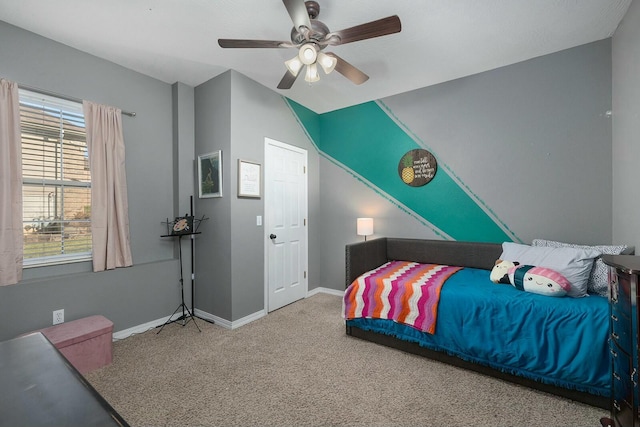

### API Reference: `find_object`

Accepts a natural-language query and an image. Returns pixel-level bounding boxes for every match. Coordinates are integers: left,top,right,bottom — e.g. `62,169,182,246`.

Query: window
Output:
20,90,92,267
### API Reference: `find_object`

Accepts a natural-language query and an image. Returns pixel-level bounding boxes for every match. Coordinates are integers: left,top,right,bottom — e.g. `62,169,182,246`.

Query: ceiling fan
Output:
218,0,401,89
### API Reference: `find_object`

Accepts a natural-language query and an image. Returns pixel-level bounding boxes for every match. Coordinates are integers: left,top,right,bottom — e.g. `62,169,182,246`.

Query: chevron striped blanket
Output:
343,261,463,334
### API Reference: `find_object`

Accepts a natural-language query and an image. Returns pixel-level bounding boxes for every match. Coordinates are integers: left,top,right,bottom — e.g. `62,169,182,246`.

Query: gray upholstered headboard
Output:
345,237,502,288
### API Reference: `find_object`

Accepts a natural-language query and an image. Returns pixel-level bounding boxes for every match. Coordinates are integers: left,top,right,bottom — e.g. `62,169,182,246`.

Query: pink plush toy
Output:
507,265,571,297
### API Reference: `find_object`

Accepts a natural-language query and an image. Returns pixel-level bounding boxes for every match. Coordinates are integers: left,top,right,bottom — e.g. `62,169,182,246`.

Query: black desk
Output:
0,332,129,427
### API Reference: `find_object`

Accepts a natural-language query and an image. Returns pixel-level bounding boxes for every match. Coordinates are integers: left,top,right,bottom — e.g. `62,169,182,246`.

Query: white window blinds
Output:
19,89,92,266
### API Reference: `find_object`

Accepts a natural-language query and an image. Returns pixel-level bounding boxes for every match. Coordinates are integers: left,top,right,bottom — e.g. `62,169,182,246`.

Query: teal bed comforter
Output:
346,266,609,396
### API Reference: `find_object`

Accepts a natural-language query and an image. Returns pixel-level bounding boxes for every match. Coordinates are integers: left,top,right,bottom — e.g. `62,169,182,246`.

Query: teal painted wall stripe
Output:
285,99,321,147
376,100,522,243
322,151,452,240
286,98,449,238
287,99,512,243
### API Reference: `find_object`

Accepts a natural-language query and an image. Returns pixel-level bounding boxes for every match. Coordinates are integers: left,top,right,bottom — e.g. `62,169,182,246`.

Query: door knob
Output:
269,234,277,239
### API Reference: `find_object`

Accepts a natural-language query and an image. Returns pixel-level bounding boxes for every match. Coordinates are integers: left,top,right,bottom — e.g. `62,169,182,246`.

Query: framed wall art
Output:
198,150,222,198
398,149,438,187
237,159,261,198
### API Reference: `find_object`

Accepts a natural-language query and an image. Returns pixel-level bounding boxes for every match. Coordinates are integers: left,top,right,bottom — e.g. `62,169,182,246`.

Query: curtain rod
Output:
18,83,136,117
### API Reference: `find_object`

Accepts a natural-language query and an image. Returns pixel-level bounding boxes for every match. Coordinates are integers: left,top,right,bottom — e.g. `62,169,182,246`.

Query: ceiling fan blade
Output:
282,0,311,31
218,39,292,49
277,70,301,89
329,15,401,45
325,53,369,85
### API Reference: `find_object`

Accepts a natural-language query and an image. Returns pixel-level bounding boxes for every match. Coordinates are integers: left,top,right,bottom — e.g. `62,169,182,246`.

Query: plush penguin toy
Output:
490,259,518,284
506,265,571,297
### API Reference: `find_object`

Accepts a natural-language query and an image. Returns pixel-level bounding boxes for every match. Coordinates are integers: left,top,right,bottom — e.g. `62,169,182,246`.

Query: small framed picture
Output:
237,159,261,198
198,151,222,198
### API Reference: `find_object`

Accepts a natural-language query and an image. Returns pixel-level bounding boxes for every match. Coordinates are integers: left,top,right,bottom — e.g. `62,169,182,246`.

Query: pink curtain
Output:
83,100,133,272
0,79,23,286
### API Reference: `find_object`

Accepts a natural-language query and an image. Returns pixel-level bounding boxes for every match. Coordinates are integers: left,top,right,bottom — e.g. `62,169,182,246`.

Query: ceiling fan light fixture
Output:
298,43,318,65
317,52,337,74
285,55,304,77
219,2,402,90
304,63,320,83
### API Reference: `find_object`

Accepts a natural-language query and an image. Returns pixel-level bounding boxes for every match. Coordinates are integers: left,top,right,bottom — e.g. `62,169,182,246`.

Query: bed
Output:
343,237,630,409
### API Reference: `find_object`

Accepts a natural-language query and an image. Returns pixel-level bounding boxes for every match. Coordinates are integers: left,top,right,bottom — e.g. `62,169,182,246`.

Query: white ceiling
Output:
0,0,632,113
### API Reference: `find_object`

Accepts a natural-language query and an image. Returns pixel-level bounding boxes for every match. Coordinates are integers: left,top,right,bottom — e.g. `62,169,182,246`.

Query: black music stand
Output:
157,212,207,334
157,232,201,333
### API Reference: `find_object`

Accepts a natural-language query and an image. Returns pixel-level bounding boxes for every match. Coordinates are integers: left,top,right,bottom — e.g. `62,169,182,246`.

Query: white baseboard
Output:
193,308,267,330
307,287,344,297
112,315,172,340
113,288,343,339
113,308,203,340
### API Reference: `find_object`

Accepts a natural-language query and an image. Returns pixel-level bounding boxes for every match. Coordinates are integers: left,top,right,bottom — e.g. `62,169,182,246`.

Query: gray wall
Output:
194,71,233,320
172,82,196,307
612,0,640,249
319,40,615,291
381,40,613,246
318,156,441,290
0,21,181,340
194,71,320,322
229,71,320,319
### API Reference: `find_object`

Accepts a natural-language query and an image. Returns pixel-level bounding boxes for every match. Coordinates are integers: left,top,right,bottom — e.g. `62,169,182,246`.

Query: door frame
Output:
263,137,309,312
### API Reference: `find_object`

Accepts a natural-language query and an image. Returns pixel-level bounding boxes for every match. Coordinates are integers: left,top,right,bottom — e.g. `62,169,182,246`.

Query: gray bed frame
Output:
344,237,608,409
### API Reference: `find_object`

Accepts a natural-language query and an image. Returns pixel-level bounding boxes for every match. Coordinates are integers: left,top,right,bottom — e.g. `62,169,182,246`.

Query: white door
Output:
264,138,308,312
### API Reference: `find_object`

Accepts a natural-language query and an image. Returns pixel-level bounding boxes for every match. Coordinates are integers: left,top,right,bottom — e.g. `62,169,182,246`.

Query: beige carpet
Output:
86,293,606,427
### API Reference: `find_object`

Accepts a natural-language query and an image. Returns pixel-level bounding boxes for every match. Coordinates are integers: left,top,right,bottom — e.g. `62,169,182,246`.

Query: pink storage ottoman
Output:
37,315,113,374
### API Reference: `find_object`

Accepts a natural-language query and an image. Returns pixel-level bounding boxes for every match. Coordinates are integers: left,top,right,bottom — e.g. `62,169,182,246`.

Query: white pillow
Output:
532,239,631,297
499,242,601,298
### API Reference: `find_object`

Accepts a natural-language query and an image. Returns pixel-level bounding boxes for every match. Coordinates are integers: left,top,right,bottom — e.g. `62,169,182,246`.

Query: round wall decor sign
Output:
398,149,437,187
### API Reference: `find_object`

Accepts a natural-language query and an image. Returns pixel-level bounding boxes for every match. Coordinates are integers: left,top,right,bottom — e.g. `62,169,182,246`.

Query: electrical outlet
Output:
53,309,64,325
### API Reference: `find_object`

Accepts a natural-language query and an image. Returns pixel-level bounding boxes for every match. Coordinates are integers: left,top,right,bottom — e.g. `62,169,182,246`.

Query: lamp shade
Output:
317,52,337,74
298,43,318,65
357,218,374,236
304,63,320,83
285,56,304,77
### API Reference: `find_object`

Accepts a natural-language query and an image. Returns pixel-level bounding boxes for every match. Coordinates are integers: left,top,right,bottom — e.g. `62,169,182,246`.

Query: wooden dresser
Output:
0,332,128,427
602,255,640,427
